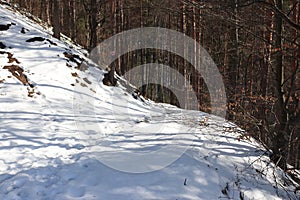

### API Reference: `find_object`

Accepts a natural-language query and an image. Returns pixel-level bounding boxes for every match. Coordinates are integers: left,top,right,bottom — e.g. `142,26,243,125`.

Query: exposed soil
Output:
83,77,91,84
21,27,29,34
26,37,57,46
7,52,20,64
0,23,11,31
1,51,40,97
0,41,6,49
3,65,31,86
103,69,117,86
71,72,78,77
1,51,21,63
63,52,83,69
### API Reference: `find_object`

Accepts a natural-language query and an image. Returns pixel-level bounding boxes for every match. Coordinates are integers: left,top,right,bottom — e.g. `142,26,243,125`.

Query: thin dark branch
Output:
241,0,300,31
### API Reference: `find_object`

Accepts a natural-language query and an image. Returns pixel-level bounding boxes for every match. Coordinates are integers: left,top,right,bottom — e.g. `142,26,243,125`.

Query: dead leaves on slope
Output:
1,51,39,97
3,65,32,86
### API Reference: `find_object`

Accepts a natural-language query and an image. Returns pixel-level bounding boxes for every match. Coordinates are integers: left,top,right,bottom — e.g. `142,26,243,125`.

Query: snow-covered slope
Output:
0,3,299,200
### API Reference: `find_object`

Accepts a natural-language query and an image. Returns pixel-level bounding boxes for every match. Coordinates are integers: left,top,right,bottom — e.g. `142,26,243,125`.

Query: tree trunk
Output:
89,0,98,50
52,0,61,39
70,0,76,41
271,0,288,170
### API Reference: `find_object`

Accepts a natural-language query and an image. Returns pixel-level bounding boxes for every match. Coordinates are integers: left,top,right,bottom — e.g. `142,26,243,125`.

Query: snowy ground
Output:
0,2,299,200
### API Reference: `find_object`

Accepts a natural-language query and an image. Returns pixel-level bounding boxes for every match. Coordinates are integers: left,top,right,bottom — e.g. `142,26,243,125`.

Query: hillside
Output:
0,2,299,200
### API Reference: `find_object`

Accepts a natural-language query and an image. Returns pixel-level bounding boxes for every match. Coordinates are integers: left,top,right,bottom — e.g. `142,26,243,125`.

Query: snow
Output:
0,2,299,200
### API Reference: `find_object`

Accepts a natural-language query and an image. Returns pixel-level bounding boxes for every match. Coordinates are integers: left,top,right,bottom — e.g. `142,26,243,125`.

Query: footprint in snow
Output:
67,186,86,198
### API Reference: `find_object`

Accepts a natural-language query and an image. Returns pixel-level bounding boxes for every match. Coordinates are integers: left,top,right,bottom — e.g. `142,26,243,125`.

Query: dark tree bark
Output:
52,0,61,39
271,0,288,170
89,0,98,49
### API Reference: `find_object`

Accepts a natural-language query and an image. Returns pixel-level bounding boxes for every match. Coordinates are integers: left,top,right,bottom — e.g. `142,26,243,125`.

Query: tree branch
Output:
242,0,300,31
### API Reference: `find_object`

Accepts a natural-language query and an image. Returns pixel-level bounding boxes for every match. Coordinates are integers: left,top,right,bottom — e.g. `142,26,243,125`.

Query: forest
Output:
11,0,300,174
